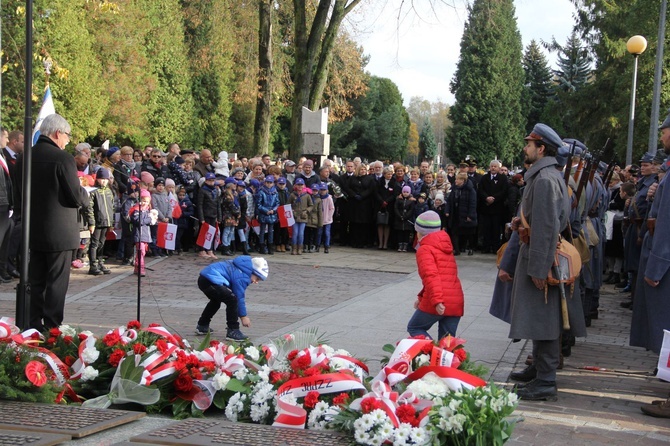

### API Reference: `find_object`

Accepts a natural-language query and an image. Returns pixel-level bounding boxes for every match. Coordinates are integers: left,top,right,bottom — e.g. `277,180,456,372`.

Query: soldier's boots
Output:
516,379,558,401
510,364,537,382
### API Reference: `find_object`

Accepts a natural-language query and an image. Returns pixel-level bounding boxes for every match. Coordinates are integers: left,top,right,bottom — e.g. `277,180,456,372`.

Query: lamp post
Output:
625,35,647,166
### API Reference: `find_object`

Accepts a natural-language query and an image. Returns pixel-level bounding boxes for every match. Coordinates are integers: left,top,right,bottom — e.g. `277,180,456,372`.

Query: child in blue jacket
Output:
195,255,269,341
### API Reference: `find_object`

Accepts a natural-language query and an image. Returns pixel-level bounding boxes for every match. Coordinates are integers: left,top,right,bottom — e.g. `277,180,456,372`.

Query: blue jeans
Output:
407,309,460,340
222,226,235,246
317,224,331,247
292,222,306,246
259,222,274,245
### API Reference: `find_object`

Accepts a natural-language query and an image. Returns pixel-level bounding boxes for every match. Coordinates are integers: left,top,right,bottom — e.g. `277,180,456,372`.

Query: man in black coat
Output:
477,160,509,253
15,114,89,330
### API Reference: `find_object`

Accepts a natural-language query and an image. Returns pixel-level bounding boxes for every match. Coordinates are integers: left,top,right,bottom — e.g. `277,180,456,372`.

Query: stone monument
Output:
301,106,330,167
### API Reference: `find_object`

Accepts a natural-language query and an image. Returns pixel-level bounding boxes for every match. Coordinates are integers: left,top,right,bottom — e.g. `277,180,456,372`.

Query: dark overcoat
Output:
508,156,587,340
630,172,670,353
17,135,89,251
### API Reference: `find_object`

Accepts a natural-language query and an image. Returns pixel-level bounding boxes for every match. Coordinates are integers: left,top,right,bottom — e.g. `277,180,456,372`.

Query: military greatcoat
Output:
509,156,587,341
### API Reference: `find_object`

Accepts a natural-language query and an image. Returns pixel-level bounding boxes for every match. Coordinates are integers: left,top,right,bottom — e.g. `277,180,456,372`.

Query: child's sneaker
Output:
195,325,215,335
226,329,248,341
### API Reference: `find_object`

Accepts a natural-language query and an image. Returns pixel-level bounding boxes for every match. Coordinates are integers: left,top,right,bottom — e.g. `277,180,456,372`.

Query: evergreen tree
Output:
522,40,553,134
419,120,437,161
545,31,592,93
448,0,525,165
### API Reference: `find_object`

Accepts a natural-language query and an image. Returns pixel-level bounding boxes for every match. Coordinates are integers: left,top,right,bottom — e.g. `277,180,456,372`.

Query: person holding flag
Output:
129,189,158,277
197,172,221,259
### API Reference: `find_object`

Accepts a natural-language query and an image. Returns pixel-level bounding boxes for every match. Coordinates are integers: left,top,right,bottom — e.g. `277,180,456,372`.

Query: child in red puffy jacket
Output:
407,210,464,340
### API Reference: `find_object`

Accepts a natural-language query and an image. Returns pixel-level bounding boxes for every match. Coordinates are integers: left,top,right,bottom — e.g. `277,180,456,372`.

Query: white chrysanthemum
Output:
370,409,388,422
257,365,271,382
244,346,260,361
250,401,270,422
355,415,373,432
329,357,351,371
212,373,231,391
81,347,100,364
234,368,248,380
354,429,369,443
80,366,98,382
369,435,383,446
59,325,77,337
409,427,428,444
407,374,449,400
378,422,394,437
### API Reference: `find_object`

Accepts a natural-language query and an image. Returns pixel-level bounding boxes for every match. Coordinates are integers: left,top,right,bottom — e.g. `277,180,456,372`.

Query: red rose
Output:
49,328,61,337
108,349,126,367
64,356,76,366
103,332,121,347
47,337,57,345
63,336,74,344
287,350,299,361
78,333,88,341
30,332,41,341
303,391,320,409
127,320,141,329
174,372,193,392
133,344,147,355
269,371,283,384
360,397,382,414
333,393,350,406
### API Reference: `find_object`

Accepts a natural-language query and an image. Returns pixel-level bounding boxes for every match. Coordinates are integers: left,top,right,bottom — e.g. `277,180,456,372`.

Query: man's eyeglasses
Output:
151,155,162,159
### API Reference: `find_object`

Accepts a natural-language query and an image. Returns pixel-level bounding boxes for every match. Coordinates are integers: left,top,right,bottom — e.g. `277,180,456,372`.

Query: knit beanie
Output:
402,185,411,194
165,178,175,188
415,211,442,236
141,171,154,185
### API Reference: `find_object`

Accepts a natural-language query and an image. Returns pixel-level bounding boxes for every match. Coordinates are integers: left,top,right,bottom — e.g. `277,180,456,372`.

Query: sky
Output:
347,0,577,105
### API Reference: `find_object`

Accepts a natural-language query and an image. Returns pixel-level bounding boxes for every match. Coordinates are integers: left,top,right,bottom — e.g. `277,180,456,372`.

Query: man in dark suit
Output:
3,130,23,177
15,114,89,330
478,160,509,253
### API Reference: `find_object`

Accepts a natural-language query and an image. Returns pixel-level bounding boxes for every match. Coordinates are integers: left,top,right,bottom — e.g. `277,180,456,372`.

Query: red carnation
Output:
303,366,321,377
287,349,299,361
49,327,61,337
454,348,467,362
108,349,126,367
133,344,147,355
420,343,433,355
174,372,193,392
103,332,121,347
396,404,419,426
63,336,74,345
360,397,382,414
291,353,311,371
64,356,76,366
333,393,350,406
127,320,141,329
304,391,320,409
155,339,168,353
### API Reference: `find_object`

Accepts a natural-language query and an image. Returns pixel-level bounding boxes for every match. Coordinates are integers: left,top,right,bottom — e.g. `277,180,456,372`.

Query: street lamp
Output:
625,35,647,166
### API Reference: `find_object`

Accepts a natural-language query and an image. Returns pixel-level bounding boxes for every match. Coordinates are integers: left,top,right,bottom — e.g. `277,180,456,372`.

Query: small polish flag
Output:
157,222,178,250
277,204,295,228
196,222,217,250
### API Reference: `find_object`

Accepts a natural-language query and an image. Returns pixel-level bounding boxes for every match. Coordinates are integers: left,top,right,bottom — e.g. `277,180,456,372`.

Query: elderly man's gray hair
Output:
490,160,502,168
40,114,70,137
75,142,91,153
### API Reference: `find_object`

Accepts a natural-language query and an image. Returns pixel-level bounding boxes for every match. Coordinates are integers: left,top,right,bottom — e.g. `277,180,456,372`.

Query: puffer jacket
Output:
306,194,323,228
415,230,464,317
256,186,280,224
289,191,313,223
199,255,255,317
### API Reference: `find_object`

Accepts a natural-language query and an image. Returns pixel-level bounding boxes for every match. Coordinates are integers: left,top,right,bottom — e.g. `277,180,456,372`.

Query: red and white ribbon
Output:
389,339,433,366
332,354,369,380
70,335,97,380
349,380,401,428
273,395,308,429
143,325,180,346
277,372,366,399
108,326,138,345
373,360,411,387
0,317,18,339
139,343,179,385
404,366,486,391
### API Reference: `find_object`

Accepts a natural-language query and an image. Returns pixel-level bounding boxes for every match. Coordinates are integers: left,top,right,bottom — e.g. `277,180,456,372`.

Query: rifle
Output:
603,160,617,189
564,141,576,187
573,154,592,208
553,262,571,330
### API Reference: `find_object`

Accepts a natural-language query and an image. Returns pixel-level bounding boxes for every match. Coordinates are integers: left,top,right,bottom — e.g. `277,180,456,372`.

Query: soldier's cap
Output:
555,143,571,168
629,165,640,175
561,138,587,157
659,109,670,130
524,123,563,149
653,150,667,165
180,149,194,155
459,160,469,167
639,152,655,164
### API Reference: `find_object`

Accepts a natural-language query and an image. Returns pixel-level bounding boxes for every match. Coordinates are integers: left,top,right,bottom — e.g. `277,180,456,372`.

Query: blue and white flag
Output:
31,86,56,145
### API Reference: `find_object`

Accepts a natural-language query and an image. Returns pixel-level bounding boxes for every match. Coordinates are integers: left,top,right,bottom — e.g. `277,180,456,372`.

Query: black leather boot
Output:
510,363,537,382
516,379,558,401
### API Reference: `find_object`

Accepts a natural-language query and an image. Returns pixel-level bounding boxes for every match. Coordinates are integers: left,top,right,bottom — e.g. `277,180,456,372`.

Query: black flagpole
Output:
16,0,33,329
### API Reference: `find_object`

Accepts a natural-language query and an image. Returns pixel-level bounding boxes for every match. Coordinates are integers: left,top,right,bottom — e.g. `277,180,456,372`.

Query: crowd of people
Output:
3,112,670,413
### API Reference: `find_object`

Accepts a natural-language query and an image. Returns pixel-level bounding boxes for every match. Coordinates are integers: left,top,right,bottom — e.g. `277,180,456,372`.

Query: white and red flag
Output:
169,192,182,219
196,222,217,250
277,204,295,228
156,222,177,250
